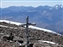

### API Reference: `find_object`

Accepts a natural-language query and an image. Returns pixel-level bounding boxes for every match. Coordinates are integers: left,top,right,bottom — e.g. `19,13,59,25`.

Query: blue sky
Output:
0,0,63,8
1,0,62,2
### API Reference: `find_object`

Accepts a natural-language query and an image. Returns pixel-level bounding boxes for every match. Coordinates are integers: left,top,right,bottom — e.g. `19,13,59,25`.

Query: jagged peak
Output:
53,4,63,9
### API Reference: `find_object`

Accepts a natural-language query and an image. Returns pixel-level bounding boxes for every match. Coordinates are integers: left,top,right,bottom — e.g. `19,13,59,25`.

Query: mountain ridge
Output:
0,20,58,33
0,4,63,34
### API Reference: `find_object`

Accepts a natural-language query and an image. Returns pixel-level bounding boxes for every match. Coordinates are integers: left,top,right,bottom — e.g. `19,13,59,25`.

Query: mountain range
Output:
0,4,63,34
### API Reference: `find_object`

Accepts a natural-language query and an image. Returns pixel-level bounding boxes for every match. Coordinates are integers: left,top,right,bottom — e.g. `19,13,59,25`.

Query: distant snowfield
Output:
0,20,61,35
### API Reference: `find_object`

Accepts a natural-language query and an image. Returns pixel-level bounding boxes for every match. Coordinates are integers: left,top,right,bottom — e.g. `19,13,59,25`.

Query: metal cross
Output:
26,16,36,47
20,16,36,47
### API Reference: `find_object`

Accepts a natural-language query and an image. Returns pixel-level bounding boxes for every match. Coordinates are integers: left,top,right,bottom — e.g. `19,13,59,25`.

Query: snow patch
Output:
38,40,58,45
28,25,56,34
0,20,22,25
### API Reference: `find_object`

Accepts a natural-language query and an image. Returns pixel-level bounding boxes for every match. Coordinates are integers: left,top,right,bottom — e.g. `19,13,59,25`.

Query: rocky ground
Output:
0,22,63,47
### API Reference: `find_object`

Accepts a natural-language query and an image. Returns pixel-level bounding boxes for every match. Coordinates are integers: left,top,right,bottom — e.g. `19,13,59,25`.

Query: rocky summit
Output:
0,22,63,47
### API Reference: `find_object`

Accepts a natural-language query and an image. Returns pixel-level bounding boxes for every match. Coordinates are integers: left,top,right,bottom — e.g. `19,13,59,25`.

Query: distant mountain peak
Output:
54,4,63,9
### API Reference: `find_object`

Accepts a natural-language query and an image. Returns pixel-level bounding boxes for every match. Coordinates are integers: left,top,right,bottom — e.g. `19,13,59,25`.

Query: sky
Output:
0,0,63,8
1,0,63,2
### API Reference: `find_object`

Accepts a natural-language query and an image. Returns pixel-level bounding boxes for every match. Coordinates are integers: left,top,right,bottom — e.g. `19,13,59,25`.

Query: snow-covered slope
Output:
0,20,22,25
0,20,60,35
28,25,56,33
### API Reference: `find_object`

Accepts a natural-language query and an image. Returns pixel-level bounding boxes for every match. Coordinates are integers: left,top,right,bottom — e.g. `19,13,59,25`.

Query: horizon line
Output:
0,4,63,8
